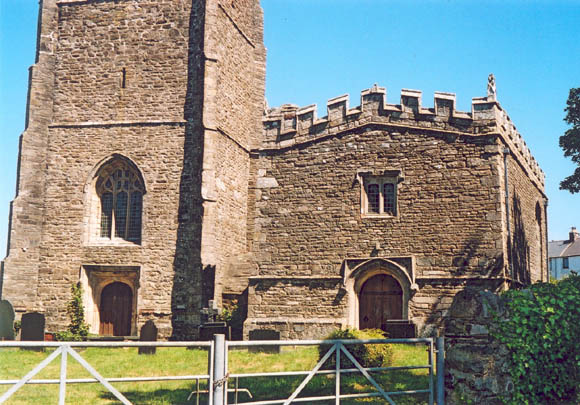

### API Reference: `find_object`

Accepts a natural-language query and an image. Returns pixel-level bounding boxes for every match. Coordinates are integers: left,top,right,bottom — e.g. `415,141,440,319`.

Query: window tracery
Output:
95,161,144,243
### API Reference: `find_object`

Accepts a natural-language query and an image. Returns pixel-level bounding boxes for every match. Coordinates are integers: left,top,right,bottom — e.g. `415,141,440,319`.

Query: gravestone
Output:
199,322,230,341
382,320,416,338
0,300,15,340
200,300,221,323
20,312,45,351
138,320,158,355
249,329,281,353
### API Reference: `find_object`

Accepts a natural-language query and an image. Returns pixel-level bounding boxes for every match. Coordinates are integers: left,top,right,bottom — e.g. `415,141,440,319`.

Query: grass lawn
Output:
0,343,432,404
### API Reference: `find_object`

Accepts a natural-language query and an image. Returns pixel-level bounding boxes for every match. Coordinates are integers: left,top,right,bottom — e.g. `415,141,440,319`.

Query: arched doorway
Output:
99,282,133,336
359,274,403,330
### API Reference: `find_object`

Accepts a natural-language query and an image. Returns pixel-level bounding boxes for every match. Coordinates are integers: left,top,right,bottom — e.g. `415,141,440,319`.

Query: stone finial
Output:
487,73,497,101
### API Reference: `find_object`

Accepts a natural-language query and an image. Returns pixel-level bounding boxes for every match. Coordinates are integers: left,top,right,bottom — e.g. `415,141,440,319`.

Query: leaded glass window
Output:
128,192,143,241
361,175,398,216
383,183,396,215
100,192,113,238
115,191,128,238
97,162,144,243
367,184,380,214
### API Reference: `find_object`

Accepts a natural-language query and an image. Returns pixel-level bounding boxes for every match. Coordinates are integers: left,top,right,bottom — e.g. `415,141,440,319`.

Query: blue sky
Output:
0,0,579,254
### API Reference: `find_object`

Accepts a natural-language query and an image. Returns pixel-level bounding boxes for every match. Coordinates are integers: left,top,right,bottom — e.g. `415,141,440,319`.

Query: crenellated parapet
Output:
262,84,544,189
494,104,545,186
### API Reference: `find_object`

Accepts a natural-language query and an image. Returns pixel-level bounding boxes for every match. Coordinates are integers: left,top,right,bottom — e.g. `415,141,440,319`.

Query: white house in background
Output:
549,227,580,280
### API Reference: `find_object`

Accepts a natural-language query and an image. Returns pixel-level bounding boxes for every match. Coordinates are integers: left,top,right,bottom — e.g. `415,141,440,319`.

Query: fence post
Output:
58,345,68,405
436,337,445,405
213,334,226,405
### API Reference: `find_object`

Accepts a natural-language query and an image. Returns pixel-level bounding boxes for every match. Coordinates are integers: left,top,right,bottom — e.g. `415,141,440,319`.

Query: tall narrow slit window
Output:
97,164,144,243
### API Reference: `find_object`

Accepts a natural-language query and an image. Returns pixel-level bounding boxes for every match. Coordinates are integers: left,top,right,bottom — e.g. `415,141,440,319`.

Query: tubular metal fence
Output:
0,336,445,405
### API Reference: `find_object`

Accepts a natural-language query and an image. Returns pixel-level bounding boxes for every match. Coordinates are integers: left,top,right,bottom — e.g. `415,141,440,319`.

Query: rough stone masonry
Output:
1,0,547,340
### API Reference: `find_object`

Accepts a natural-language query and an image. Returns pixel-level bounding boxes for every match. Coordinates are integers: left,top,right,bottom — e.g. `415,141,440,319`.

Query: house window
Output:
360,174,399,217
563,257,569,269
96,162,144,243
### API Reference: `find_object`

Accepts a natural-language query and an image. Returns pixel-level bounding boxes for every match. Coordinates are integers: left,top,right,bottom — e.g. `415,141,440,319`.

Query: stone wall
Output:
504,152,548,284
2,0,547,342
247,86,546,338
245,276,345,340
2,0,58,311
54,0,192,123
2,0,210,339
247,88,513,336
444,287,511,405
37,124,194,337
201,0,266,302
252,128,503,277
2,0,268,339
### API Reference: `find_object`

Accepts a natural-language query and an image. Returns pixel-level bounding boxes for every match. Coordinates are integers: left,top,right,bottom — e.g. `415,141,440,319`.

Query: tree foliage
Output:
490,274,580,404
560,88,580,193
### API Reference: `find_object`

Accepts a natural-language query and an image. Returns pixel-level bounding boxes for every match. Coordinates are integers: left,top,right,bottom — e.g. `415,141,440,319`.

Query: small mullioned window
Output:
358,170,402,217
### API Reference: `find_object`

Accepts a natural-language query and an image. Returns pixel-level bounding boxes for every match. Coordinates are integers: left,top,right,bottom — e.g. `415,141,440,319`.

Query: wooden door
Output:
359,274,403,330
99,282,133,336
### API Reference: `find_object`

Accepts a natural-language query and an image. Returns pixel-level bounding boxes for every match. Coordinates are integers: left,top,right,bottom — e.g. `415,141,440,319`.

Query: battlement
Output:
262,84,544,189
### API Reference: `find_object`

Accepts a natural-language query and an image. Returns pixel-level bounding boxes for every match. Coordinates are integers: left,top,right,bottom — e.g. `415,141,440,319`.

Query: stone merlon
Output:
262,85,545,190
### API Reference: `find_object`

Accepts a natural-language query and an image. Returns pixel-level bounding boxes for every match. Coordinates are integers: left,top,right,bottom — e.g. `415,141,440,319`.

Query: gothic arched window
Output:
96,161,144,243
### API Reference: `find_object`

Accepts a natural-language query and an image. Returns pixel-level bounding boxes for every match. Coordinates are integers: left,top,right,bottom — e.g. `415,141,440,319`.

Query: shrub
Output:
13,320,21,336
490,273,580,404
318,328,393,369
216,299,244,330
56,283,89,341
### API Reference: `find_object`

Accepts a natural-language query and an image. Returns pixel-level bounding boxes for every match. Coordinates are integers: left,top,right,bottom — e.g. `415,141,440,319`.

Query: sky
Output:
0,0,579,255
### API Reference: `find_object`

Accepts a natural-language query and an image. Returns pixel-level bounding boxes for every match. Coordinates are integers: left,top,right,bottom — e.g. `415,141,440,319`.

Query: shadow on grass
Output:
97,368,430,405
94,344,431,405
101,386,209,405
231,369,430,405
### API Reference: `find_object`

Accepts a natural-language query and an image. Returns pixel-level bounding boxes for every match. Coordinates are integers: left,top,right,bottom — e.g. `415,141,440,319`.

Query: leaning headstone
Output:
0,300,15,340
249,329,281,353
138,320,158,355
20,312,45,351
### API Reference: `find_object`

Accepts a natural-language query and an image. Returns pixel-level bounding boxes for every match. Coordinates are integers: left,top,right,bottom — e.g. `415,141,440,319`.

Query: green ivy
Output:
490,273,580,404
56,282,89,341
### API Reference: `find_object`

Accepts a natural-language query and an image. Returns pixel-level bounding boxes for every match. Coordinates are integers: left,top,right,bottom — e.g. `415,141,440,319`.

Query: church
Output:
1,0,548,340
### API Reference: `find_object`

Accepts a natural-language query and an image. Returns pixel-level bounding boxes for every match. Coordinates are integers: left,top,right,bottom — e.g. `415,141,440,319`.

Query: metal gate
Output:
0,341,213,405
215,336,445,405
0,336,444,404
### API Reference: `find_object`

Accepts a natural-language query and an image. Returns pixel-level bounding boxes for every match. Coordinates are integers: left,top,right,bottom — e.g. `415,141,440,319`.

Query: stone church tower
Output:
2,0,266,338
